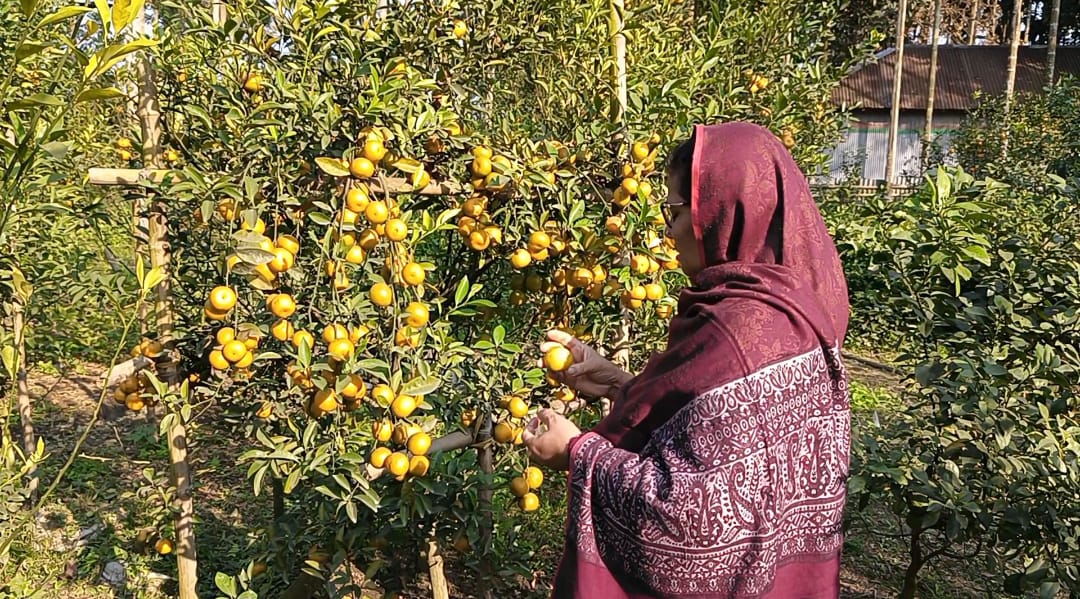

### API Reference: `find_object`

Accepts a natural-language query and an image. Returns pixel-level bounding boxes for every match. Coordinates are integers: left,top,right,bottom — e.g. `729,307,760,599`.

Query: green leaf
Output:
1,345,17,380
38,6,92,28
8,93,65,110
76,87,127,103
15,43,49,64
284,468,302,493
454,276,470,305
111,0,146,33
93,0,111,32
214,572,237,598
960,245,991,266
401,374,441,397
20,0,40,17
11,266,32,302
315,157,349,177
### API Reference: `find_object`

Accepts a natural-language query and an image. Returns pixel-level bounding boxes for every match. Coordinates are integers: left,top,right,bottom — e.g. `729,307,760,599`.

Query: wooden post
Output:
922,0,943,166
1046,0,1061,87
12,297,37,500
211,0,227,24
427,533,450,599
967,0,980,44
135,3,198,597
884,0,909,196
608,0,630,418
476,413,494,599
1004,0,1023,119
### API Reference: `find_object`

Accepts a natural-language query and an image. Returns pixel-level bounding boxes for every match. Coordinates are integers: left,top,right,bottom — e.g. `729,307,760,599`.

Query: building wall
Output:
818,111,966,184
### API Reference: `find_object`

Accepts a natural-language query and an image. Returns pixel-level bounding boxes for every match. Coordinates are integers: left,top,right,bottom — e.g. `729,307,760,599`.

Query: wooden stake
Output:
12,298,37,500
1046,0,1061,87
922,0,943,165
967,0,980,44
609,0,630,418
1004,0,1023,119
427,534,450,599
884,0,909,195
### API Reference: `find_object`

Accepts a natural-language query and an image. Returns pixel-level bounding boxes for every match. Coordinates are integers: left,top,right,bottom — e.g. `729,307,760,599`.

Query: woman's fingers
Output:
545,329,575,345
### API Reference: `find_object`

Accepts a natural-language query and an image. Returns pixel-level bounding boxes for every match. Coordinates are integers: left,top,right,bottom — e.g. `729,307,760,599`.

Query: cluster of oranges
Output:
745,70,771,94
112,370,154,411
207,326,261,378
509,466,544,512
369,407,434,481
491,393,532,446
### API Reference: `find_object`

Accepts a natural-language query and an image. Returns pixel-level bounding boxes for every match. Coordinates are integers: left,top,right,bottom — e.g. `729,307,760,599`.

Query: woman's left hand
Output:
522,409,582,471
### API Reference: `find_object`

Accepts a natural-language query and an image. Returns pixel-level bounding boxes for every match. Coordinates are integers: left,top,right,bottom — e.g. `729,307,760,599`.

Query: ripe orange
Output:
363,139,387,163
243,335,259,350
408,455,430,477
605,216,624,234
621,177,639,196
349,324,369,343
656,303,674,318
346,186,370,212
510,476,530,497
529,247,549,262
468,230,491,251
639,180,653,198
215,327,236,346
472,145,493,160
272,319,298,343
631,141,650,162
155,538,174,555
462,196,486,216
525,466,544,489
370,282,393,307
396,327,420,348
365,201,389,224
292,330,315,351
621,291,644,310
402,262,425,286
268,247,294,273
345,245,366,264
208,349,230,370
386,452,410,477
407,432,432,456
452,19,468,38
544,346,574,372
645,283,665,301
370,447,392,468
372,384,395,407
242,217,267,235
507,396,529,419
528,231,551,252
268,294,297,318
493,421,514,443
222,340,248,363
510,249,531,269
116,137,133,149
208,286,237,311
630,285,647,300
358,228,380,251
256,403,273,419
373,420,393,442
405,302,429,328
328,338,355,361
391,394,417,419
341,374,366,399
243,73,263,93
349,157,375,178
322,323,347,344
519,492,540,512
314,388,339,413
385,218,408,242
471,157,492,177
631,254,651,274
234,350,254,369
276,234,301,255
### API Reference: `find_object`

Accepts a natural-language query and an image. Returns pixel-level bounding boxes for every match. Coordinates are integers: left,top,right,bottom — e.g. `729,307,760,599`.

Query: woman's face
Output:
665,170,702,278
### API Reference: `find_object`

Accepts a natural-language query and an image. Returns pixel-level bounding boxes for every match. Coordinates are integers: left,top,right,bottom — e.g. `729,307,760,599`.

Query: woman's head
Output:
664,133,701,277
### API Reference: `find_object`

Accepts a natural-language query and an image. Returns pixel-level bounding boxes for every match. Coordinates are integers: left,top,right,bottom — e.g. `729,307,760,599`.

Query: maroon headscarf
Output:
553,122,851,599
594,121,849,451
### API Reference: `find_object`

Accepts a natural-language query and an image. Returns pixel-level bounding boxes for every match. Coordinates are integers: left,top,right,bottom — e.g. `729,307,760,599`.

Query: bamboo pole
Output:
1046,0,1061,86
608,0,629,419
1004,0,1023,119
884,0,909,195
476,413,494,599
922,0,943,165
967,0,980,44
134,3,198,597
12,297,37,500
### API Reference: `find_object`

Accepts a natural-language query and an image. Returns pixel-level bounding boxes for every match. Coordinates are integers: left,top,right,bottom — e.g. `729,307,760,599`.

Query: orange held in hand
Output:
543,345,574,372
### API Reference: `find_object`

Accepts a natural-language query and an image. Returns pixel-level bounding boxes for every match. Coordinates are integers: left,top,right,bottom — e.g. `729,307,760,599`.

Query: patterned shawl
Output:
553,122,851,598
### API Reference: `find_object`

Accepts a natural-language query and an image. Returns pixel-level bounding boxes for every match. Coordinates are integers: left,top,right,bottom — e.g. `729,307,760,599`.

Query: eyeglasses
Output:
661,201,688,228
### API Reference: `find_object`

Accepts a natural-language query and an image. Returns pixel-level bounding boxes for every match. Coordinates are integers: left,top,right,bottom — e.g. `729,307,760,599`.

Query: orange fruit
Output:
363,139,387,163
543,346,574,372
395,327,420,348
268,294,297,318
292,330,315,351
372,384,395,407
525,466,543,489
452,19,468,38
208,286,237,311
402,262,425,286
656,303,674,318
510,476,530,497
468,230,491,251
322,323,348,344
370,282,393,307
266,319,291,343
215,327,236,346
341,374,366,399
493,421,514,443
275,234,301,255
462,196,486,216
645,283,665,301
527,231,551,252
621,177,639,196
631,141,649,162
621,291,644,310
358,228,380,250
346,187,370,212
529,247,549,262
386,452,410,477
630,285,647,300
268,247,295,273
155,538,174,555
208,349,230,370
370,447,392,468
507,396,529,419
327,338,355,361
243,73,263,93
349,157,375,178
365,201,389,224
313,388,339,413
373,420,393,442
256,403,273,419
471,157,492,177
243,335,259,350
408,455,430,477
631,254,650,274
407,432,432,456
405,302,429,328
639,180,653,198
242,217,267,235
391,394,417,419
510,249,531,269
385,219,408,241
472,145,493,160
519,492,540,512
345,245,366,264
234,350,254,369
222,340,248,363
349,324,369,343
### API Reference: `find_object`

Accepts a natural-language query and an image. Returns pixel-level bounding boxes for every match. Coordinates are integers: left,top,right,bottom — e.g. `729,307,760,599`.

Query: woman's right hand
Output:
539,329,632,400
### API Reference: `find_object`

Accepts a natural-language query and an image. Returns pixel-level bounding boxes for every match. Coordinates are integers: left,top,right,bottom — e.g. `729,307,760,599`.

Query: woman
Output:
523,122,851,599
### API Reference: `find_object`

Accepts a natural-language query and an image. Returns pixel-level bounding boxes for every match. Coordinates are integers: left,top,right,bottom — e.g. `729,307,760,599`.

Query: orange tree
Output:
128,0,874,594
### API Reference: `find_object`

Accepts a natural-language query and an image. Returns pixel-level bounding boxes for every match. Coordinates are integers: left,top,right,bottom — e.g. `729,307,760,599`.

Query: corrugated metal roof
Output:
832,45,1080,111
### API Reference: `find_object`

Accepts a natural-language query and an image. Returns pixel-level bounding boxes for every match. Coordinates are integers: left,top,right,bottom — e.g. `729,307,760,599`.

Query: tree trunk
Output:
967,0,979,44
427,535,450,599
885,0,909,194
1003,0,1023,119
476,413,494,599
922,0,943,166
137,4,198,597
1046,0,1061,87
899,526,925,599
13,298,37,501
